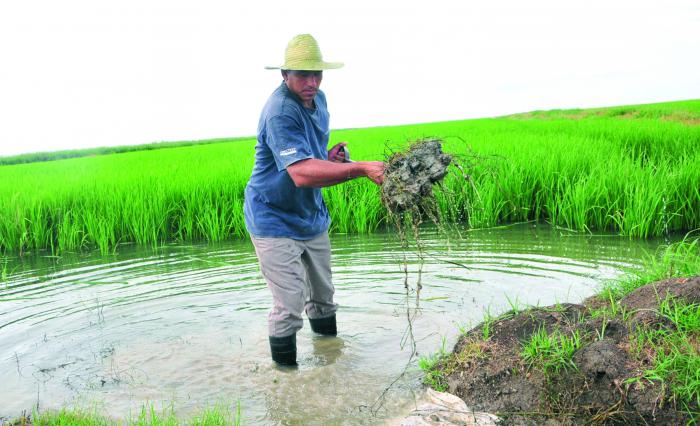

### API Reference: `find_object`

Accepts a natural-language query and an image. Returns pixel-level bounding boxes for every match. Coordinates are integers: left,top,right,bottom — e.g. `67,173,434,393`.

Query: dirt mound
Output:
438,278,699,425
381,139,452,215
618,276,700,311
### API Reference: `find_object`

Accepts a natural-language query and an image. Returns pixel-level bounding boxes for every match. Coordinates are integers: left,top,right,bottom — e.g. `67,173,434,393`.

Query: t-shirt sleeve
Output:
266,113,313,171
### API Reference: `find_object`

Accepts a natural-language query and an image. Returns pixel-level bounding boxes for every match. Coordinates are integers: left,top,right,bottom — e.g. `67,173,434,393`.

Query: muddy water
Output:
0,224,670,424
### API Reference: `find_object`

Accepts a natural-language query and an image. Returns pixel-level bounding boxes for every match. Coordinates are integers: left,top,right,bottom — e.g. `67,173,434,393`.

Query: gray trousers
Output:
251,232,338,338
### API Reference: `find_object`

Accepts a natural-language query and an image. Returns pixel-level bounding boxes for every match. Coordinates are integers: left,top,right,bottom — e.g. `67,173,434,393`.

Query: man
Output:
243,34,385,366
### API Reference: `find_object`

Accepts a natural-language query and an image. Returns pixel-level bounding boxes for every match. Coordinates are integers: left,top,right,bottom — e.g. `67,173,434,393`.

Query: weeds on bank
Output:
418,300,532,389
659,296,700,334
478,304,524,341
626,296,700,409
418,335,490,392
15,402,241,426
505,295,524,316
419,305,518,391
591,239,700,410
587,292,632,323
418,356,448,392
601,232,700,302
188,402,241,426
587,239,700,417
521,328,582,376
29,407,112,426
449,339,489,369
418,337,450,391
481,307,495,340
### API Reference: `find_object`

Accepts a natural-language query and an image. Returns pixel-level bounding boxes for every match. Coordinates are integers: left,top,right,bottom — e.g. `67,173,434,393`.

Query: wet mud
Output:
439,277,700,425
381,139,452,215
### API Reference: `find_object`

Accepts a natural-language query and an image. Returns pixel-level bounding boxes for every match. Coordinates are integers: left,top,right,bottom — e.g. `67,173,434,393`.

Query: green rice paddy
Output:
1,99,699,255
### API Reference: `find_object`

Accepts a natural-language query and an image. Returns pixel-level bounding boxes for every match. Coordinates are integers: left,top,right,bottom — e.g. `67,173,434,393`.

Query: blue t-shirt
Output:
243,82,331,239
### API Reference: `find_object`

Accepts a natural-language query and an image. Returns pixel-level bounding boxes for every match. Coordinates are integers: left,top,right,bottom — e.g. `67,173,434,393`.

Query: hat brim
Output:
265,61,344,70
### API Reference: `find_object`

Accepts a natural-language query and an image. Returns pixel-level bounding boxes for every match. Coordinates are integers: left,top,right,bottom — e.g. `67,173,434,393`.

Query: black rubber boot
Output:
309,315,337,336
269,334,297,366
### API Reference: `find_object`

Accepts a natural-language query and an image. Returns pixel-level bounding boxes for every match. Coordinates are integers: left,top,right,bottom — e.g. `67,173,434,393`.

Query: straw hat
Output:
265,34,343,71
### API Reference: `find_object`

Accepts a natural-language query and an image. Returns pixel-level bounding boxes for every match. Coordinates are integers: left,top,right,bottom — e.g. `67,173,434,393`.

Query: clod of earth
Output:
381,139,452,215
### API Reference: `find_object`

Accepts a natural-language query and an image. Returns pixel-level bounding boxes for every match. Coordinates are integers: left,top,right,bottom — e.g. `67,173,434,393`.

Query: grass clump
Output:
418,353,449,392
10,402,241,426
418,336,489,393
191,403,241,426
418,337,450,391
30,407,112,426
627,296,700,409
521,328,582,375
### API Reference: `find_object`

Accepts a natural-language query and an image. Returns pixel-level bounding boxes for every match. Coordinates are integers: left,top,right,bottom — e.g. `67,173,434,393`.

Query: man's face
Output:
283,70,323,106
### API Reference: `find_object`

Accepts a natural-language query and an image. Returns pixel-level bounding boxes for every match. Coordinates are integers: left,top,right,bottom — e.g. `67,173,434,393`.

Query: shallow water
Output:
0,224,671,424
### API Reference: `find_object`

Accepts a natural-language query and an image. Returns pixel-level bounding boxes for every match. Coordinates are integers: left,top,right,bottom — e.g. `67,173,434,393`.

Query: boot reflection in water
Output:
312,334,345,366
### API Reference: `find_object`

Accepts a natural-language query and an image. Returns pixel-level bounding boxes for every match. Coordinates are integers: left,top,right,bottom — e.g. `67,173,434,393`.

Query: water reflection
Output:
310,336,345,366
0,224,670,424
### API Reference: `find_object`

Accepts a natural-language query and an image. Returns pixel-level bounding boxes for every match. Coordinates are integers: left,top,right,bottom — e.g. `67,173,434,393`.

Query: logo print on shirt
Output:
280,148,297,156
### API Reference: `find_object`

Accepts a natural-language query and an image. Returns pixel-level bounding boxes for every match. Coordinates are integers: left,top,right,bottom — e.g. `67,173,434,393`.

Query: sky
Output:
1,0,699,157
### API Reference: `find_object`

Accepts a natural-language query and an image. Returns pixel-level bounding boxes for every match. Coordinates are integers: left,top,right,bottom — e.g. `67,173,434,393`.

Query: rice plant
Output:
1,99,699,255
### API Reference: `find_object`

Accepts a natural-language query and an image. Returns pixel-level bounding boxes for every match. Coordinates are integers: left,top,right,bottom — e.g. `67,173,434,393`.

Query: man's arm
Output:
287,158,384,188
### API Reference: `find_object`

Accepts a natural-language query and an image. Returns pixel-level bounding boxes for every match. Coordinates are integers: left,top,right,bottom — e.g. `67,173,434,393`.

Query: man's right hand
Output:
363,161,385,185
287,159,385,188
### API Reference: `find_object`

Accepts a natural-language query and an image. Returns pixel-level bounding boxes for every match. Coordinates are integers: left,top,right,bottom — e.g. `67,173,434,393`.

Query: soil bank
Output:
434,276,700,425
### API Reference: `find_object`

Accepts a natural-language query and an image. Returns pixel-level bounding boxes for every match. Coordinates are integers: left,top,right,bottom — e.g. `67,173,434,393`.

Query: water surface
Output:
0,224,669,424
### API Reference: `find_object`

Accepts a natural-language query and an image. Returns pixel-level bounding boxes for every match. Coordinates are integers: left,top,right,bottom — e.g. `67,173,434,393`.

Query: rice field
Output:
1,99,699,255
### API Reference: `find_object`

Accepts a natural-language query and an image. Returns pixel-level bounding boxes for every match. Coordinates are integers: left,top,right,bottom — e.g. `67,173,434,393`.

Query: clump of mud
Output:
437,276,700,425
378,139,455,372
381,139,452,215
